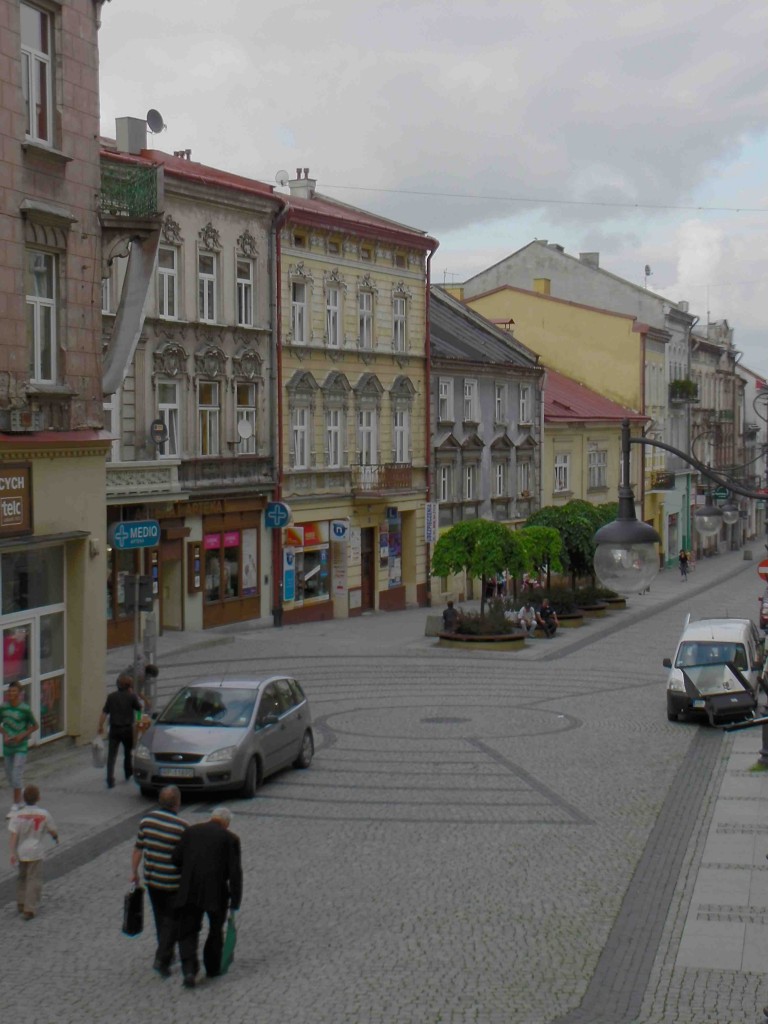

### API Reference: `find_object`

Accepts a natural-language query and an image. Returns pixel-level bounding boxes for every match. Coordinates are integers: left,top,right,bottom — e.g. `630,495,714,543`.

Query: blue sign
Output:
283,547,296,602
265,501,292,529
331,519,349,541
109,520,160,550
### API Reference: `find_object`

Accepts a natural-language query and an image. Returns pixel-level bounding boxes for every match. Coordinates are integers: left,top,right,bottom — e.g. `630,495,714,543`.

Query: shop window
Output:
2,548,63,614
295,548,330,602
106,547,138,622
204,532,241,602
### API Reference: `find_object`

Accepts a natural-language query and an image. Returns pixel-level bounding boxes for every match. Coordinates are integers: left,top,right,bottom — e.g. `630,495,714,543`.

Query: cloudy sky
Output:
99,0,768,375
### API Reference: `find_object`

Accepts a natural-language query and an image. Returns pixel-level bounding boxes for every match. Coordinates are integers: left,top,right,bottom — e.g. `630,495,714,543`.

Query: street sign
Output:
265,501,292,529
109,519,160,550
713,486,729,500
757,558,768,583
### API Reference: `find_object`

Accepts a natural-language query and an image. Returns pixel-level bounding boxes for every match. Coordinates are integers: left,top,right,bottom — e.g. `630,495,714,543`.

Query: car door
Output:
274,677,303,766
255,682,288,776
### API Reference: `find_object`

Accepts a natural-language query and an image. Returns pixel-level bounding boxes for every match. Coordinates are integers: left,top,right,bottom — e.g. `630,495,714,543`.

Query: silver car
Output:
132,676,313,798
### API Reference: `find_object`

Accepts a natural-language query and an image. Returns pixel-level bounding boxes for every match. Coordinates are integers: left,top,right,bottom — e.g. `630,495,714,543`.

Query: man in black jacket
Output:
98,672,142,788
171,806,242,987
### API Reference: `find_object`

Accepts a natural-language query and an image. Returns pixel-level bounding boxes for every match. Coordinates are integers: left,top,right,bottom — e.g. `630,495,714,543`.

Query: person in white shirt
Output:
517,602,538,637
8,783,58,919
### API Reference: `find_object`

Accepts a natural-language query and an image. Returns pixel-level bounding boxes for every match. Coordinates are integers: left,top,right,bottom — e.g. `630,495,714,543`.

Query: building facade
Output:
0,0,109,744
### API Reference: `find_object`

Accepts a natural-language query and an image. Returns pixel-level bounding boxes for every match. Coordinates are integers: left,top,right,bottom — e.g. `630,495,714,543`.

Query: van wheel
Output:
240,756,261,798
294,730,314,769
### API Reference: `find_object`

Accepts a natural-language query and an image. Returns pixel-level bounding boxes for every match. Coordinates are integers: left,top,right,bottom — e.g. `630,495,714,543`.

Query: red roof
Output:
544,368,646,423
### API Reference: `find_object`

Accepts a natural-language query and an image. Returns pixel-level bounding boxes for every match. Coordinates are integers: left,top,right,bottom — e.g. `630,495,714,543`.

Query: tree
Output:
431,519,530,615
525,500,604,588
518,525,563,591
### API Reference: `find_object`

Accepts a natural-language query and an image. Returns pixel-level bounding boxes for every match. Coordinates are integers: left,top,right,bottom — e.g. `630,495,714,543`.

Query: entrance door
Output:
360,528,375,611
2,613,66,745
160,540,183,631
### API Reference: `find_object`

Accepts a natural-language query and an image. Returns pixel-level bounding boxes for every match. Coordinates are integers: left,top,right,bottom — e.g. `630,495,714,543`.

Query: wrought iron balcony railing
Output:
352,463,413,493
100,160,161,220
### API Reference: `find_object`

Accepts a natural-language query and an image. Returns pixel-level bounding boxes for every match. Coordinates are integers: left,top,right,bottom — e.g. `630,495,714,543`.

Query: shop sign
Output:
109,519,160,550
265,501,292,529
223,531,240,547
331,519,349,542
204,533,221,550
303,521,329,546
285,525,304,548
0,463,32,537
283,547,296,601
348,527,362,567
425,502,438,543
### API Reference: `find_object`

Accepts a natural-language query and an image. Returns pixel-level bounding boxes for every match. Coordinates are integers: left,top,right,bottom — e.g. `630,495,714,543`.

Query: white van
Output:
664,617,765,723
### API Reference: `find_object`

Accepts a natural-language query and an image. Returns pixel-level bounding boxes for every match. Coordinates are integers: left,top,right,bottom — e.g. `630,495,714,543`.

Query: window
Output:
554,453,570,493
236,259,253,327
157,381,180,458
438,464,452,503
494,462,507,497
198,381,220,456
291,281,308,343
326,287,340,348
359,291,373,349
517,460,531,496
235,383,257,455
588,449,607,489
361,247,372,261
438,378,454,422
158,247,177,319
358,409,377,465
21,3,52,144
463,379,478,422
495,383,507,423
101,274,111,315
464,464,476,501
291,406,309,469
519,384,532,423
393,297,406,352
393,409,410,463
26,250,56,382
326,408,342,468
198,253,217,322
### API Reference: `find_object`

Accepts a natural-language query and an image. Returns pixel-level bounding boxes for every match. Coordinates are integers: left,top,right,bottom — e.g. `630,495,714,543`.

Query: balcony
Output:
669,379,699,403
100,160,162,222
179,455,273,492
352,463,414,494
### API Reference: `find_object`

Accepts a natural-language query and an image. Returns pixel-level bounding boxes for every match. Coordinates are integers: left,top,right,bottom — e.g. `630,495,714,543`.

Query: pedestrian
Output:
172,806,243,988
517,601,538,637
131,785,188,978
1,681,38,816
8,783,58,920
536,597,559,638
679,549,689,581
442,600,460,632
98,671,142,789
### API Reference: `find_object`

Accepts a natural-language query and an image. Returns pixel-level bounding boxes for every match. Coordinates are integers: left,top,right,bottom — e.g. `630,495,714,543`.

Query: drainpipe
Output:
424,240,438,606
270,199,289,625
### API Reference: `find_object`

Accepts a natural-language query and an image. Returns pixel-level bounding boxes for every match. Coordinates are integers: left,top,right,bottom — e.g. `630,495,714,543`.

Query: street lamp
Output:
594,420,764,595
720,496,740,526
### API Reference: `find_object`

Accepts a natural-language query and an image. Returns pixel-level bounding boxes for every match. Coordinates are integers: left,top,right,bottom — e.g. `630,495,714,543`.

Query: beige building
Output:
0,0,108,744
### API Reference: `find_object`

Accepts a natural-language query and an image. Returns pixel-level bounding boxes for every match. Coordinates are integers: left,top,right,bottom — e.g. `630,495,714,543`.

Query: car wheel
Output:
294,729,314,769
140,785,157,799
666,710,678,722
240,756,261,798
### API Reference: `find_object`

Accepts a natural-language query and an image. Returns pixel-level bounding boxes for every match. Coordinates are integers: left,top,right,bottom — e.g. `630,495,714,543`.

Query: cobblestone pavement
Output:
2,552,768,1024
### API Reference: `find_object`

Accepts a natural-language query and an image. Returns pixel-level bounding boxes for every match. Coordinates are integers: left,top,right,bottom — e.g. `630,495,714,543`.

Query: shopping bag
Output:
91,735,105,768
122,884,144,937
220,915,237,974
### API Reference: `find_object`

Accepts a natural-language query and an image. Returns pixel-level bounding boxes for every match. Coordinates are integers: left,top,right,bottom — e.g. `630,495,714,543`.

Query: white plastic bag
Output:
91,734,106,768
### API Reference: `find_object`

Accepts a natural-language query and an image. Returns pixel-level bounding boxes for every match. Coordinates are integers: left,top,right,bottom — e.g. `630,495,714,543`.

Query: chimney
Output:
678,300,689,313
115,116,147,155
288,167,316,200
579,252,600,269
533,278,551,296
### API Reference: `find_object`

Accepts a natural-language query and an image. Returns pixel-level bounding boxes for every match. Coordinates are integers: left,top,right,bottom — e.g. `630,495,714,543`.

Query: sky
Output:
98,0,768,376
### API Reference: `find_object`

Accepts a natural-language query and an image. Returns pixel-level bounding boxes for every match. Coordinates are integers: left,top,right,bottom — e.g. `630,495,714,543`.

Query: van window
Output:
675,642,748,670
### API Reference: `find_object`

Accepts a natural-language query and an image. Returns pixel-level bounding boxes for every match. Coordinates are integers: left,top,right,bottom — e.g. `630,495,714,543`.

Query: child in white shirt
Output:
9,783,58,919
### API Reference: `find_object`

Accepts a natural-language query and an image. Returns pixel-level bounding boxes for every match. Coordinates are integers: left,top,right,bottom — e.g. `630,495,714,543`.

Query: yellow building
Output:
277,172,438,623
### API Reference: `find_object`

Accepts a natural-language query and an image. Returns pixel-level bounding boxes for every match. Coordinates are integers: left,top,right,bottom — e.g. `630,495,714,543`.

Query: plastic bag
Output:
220,914,237,974
91,735,105,769
122,884,144,937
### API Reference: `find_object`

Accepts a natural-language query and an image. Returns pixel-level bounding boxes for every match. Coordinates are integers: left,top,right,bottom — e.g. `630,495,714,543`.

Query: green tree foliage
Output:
431,520,530,614
518,525,563,589
525,500,604,586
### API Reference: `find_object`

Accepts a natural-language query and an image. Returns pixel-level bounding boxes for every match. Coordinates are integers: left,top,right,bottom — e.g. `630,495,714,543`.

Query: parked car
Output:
664,617,765,723
132,675,313,798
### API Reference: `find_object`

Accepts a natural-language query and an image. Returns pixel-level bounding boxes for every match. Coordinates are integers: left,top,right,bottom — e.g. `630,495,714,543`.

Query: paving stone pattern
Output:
2,554,767,1024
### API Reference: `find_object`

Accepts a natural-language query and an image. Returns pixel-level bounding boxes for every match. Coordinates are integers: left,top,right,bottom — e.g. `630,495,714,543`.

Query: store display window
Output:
204,531,241,602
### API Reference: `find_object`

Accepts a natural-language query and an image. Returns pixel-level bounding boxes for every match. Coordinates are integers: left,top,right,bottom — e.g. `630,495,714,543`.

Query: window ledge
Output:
25,383,77,398
462,419,480,430
587,486,610,494
22,141,72,166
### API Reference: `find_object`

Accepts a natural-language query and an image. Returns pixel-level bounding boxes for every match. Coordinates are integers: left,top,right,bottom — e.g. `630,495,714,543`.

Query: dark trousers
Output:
541,619,557,638
107,725,134,785
178,904,227,978
148,886,180,967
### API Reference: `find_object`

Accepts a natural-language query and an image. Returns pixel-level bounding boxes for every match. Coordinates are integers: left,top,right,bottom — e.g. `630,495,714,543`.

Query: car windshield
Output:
158,687,257,727
675,641,748,670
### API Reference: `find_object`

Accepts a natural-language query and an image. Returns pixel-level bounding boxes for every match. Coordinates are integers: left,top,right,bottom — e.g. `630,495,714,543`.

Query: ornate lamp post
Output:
594,420,765,596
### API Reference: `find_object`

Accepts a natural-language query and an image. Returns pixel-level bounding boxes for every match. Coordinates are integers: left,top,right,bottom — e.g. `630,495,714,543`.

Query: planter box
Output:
553,612,584,628
577,603,608,618
437,631,527,651
603,596,627,610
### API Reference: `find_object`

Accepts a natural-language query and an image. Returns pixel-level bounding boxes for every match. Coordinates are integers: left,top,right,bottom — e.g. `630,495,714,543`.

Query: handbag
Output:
122,884,144,937
220,914,237,974
91,735,105,769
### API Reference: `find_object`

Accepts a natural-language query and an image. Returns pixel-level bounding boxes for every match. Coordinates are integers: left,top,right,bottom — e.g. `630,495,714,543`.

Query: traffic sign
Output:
757,558,768,583
265,501,292,529
109,520,160,550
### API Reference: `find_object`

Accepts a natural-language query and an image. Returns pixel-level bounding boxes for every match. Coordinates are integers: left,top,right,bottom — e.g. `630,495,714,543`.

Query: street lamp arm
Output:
629,432,764,500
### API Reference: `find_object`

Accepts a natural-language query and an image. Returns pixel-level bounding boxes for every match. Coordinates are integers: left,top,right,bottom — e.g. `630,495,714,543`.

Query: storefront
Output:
282,520,333,624
200,508,262,629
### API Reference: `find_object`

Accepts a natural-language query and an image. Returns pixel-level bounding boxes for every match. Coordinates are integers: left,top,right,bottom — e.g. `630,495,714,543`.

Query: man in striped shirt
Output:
130,785,188,977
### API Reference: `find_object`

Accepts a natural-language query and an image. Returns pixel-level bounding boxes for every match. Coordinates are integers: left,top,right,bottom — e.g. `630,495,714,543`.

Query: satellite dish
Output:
275,169,289,187
146,109,165,134
237,418,254,441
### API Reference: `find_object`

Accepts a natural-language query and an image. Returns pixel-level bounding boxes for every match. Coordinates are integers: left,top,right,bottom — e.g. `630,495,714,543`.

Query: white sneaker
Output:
6,803,19,818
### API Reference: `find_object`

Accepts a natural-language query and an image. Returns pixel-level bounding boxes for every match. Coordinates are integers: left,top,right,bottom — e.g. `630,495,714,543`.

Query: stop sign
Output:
758,558,768,582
